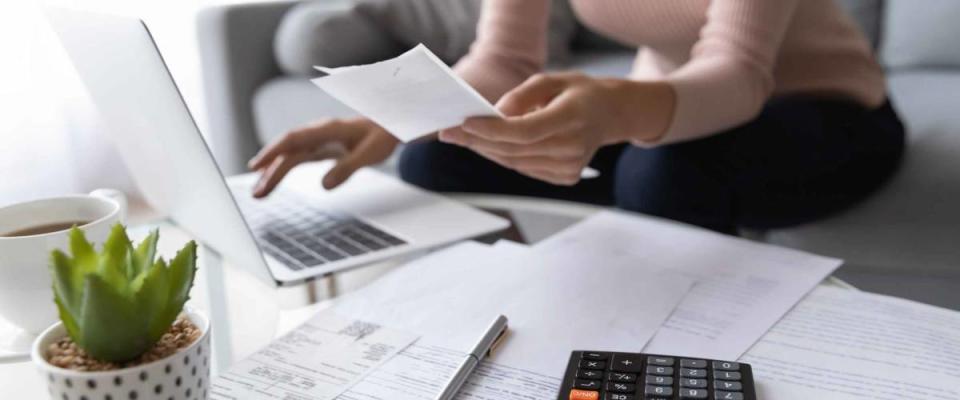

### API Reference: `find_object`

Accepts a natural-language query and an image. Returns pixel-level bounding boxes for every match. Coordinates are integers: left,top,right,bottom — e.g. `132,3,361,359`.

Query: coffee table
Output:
0,194,854,398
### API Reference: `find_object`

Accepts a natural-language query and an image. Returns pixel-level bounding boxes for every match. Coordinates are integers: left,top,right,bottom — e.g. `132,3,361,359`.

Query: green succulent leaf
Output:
77,275,150,361
48,225,197,362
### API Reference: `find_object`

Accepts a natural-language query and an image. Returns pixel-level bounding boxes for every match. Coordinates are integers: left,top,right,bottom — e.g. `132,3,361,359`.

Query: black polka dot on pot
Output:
185,388,192,398
155,384,164,394
128,390,138,399
139,371,148,381
114,377,122,386
203,357,208,367
197,345,202,355
191,366,197,376
105,394,112,400
80,396,88,400
165,364,172,374
61,393,68,400
65,378,73,388
184,356,190,365
87,380,97,389
175,377,182,387
197,378,203,388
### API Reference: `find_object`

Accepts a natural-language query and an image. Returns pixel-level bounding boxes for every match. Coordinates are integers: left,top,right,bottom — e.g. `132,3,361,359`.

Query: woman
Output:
249,0,904,235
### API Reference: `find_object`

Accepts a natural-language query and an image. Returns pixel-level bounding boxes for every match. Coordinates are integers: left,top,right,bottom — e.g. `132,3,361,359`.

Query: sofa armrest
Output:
197,1,297,175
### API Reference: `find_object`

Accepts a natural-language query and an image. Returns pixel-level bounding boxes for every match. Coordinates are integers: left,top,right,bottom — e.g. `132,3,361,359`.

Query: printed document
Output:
210,312,418,400
332,240,694,374
534,211,842,361
742,286,960,400
338,344,561,400
311,44,500,142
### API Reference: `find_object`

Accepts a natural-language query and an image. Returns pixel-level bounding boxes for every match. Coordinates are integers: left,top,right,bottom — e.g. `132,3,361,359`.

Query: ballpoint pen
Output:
433,315,509,400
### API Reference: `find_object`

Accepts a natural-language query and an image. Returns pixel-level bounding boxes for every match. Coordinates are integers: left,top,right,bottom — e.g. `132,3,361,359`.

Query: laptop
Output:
45,8,509,286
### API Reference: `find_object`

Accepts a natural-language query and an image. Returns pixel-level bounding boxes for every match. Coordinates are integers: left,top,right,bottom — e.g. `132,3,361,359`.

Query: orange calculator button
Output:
569,389,599,400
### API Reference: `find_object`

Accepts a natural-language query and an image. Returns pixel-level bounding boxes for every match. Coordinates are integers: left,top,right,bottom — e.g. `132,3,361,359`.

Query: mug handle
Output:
88,188,128,223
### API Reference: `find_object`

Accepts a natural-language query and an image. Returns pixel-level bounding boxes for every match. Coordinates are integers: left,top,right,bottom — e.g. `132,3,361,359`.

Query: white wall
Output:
0,0,232,206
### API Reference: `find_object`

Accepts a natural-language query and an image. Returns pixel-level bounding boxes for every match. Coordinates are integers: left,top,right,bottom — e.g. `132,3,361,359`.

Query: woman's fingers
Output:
496,73,569,116
248,120,351,170
461,100,578,144
253,152,311,198
482,153,582,186
322,131,396,189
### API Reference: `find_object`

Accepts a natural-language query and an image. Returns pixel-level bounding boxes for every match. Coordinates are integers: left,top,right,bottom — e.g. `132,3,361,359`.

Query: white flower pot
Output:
32,309,211,400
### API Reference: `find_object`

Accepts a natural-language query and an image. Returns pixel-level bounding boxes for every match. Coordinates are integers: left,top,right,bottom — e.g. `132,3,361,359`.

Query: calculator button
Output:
645,366,673,376
714,381,742,391
605,394,634,400
715,391,744,400
712,361,740,371
577,369,604,379
715,371,742,381
569,389,600,400
679,368,707,378
679,359,707,368
582,352,609,360
644,375,672,386
611,355,645,373
646,356,674,366
574,379,602,390
579,360,607,370
605,382,636,393
644,385,673,397
608,372,637,383
678,388,708,399
679,378,706,388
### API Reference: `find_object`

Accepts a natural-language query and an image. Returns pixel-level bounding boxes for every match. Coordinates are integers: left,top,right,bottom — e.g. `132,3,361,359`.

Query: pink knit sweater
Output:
454,0,886,144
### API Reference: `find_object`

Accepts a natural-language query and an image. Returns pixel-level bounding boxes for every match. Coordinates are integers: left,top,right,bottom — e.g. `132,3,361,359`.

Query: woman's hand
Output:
439,72,675,186
248,117,399,197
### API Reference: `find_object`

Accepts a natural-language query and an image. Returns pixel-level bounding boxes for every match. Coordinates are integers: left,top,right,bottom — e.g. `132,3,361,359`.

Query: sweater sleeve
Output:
453,0,551,103
642,0,800,145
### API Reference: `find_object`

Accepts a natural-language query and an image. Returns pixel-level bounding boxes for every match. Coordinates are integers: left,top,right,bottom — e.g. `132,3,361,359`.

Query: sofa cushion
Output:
767,71,960,275
880,0,960,69
274,0,403,76
253,77,358,144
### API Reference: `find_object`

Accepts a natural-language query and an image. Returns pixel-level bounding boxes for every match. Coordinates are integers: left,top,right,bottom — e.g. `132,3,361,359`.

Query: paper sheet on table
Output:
338,343,562,400
534,211,842,361
210,311,418,400
311,44,500,142
741,286,960,399
332,240,694,374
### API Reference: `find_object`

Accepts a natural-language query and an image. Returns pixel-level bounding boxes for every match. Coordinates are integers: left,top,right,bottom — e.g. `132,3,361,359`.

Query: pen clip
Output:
486,325,509,357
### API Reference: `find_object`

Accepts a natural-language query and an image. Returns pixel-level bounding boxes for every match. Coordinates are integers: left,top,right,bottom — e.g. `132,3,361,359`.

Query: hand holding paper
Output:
309,44,601,180
311,44,501,142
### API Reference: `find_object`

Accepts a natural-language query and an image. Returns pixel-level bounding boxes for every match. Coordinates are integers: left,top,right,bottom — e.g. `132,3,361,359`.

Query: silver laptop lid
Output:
45,7,276,284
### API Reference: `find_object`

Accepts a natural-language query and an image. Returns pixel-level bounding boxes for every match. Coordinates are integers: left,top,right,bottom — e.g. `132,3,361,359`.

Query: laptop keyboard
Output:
234,190,407,271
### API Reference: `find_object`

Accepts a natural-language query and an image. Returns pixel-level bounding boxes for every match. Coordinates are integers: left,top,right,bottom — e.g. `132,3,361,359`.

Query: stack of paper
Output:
533,211,843,360
743,286,960,399
332,240,695,374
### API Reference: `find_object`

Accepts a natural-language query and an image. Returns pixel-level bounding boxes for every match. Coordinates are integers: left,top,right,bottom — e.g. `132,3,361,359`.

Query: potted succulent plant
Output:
31,224,210,400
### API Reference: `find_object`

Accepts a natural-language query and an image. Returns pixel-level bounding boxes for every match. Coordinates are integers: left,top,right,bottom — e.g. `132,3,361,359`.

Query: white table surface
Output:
0,194,855,399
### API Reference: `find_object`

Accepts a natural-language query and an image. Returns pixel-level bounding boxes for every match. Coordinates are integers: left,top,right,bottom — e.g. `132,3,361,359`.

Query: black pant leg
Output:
613,97,905,233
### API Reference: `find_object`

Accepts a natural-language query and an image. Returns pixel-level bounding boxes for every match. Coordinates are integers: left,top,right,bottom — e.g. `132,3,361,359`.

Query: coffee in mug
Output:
1,221,92,238
0,191,125,334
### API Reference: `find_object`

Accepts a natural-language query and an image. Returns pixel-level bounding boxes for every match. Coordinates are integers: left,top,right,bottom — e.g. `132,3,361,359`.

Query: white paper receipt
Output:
210,311,418,400
310,44,501,142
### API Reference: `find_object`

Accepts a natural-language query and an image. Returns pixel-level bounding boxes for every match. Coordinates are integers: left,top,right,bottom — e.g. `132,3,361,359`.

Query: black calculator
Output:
558,351,756,400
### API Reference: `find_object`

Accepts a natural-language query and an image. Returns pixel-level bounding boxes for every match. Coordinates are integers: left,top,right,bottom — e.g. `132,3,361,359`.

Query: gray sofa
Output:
198,0,960,307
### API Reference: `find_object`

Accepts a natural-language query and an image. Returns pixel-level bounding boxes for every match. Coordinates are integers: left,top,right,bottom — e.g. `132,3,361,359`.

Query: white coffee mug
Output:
0,190,125,335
